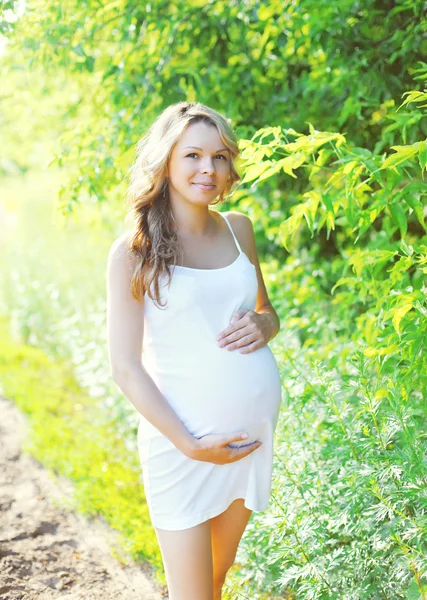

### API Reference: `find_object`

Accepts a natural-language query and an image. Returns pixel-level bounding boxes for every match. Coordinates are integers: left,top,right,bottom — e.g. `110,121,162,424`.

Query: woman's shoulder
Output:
107,230,136,270
112,229,133,246
222,210,254,239
222,209,252,226
220,210,255,257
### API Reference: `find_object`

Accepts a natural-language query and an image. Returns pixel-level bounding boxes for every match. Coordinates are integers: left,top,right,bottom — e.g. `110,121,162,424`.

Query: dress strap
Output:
219,212,242,254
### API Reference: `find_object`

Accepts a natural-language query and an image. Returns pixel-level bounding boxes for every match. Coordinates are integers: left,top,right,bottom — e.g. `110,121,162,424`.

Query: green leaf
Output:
403,196,426,232
380,143,420,170
388,203,407,237
418,139,427,174
240,161,273,184
331,277,360,294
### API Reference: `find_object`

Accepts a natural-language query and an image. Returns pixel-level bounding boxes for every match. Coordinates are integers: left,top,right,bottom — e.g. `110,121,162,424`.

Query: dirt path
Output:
0,396,165,599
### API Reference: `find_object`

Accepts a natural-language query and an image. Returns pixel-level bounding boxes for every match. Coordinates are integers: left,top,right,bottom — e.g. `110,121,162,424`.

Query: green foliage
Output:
3,0,426,210
238,101,427,362
233,344,426,598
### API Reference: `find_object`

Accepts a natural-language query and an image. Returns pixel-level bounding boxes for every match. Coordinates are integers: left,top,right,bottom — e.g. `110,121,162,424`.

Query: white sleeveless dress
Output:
137,211,282,530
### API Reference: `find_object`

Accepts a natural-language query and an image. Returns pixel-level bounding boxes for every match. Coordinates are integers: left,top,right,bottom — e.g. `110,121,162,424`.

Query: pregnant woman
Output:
106,101,282,600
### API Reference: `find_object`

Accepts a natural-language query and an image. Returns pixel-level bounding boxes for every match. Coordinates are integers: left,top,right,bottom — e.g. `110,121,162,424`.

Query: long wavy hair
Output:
125,101,241,308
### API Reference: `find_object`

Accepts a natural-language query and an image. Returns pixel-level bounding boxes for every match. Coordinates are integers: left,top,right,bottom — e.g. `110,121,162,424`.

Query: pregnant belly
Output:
145,343,283,447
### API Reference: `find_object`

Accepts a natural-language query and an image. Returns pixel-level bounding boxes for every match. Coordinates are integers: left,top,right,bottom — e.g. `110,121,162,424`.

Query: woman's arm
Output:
106,233,196,457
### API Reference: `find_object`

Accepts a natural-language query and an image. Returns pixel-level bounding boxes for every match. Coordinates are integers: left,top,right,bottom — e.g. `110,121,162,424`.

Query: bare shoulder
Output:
108,230,132,257
224,210,252,227
224,210,256,260
107,231,137,273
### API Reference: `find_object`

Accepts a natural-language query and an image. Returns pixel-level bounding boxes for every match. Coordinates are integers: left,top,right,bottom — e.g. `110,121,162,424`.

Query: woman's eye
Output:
186,153,227,160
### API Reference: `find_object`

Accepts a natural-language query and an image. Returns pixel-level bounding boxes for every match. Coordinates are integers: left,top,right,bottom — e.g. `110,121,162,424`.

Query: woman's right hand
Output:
185,432,262,464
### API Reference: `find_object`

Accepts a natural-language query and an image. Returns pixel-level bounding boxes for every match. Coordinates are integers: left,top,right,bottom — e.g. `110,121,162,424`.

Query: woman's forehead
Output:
177,122,222,148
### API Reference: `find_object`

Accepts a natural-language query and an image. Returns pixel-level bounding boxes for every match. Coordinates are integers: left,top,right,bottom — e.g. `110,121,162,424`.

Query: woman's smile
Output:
192,182,216,191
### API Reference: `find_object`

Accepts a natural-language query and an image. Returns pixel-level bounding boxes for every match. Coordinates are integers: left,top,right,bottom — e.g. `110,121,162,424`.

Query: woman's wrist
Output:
176,431,199,458
257,310,280,342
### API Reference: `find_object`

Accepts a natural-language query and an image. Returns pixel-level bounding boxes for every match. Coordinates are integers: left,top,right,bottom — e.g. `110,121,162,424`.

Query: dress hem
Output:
150,493,269,531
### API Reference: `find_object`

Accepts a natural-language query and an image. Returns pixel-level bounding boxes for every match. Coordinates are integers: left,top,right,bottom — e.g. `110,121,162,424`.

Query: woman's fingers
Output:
191,432,262,464
229,441,262,461
221,432,249,446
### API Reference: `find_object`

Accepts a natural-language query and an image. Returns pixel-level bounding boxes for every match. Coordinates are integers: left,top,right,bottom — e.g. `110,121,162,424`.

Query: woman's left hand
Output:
216,309,273,354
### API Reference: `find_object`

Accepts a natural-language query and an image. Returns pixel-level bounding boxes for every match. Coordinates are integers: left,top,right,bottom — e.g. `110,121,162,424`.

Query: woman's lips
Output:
192,183,216,191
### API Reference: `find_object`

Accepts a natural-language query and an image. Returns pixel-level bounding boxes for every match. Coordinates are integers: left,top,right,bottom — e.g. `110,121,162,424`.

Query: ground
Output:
0,396,165,600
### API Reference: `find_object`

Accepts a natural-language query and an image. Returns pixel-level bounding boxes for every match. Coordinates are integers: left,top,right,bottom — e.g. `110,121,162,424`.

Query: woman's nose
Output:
200,159,215,173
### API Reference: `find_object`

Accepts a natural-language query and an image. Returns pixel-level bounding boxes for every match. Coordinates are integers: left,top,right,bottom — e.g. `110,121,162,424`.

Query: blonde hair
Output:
125,101,241,308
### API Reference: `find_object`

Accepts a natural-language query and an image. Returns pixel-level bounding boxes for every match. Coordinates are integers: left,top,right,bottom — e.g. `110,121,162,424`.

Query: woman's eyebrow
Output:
182,146,230,153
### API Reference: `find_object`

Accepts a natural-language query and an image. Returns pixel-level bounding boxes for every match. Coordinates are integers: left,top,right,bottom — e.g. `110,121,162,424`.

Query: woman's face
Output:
166,121,231,206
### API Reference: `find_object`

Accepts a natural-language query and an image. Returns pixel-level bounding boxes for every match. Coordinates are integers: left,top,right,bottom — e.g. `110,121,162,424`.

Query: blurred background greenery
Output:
1,0,426,598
